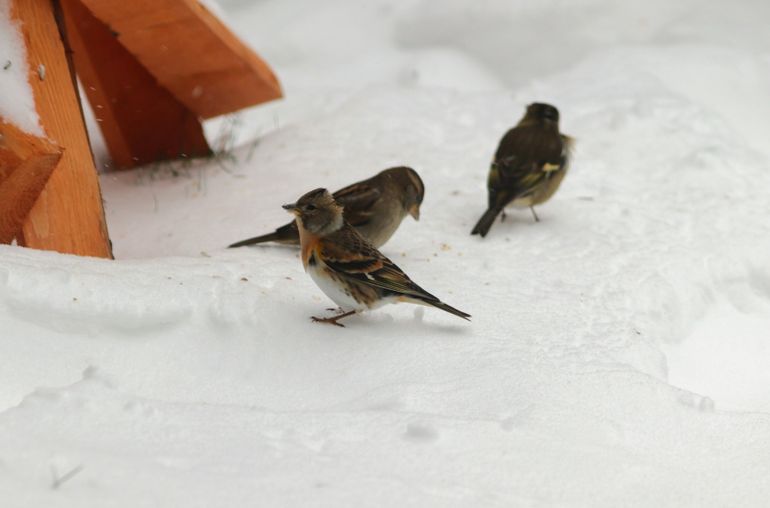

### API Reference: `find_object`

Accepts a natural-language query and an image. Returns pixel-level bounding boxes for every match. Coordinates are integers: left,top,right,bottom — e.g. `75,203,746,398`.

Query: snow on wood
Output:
0,0,42,135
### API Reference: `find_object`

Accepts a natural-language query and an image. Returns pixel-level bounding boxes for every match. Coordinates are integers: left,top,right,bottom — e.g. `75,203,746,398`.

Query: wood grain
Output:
60,0,211,169
0,121,62,244
79,0,282,119
11,0,112,258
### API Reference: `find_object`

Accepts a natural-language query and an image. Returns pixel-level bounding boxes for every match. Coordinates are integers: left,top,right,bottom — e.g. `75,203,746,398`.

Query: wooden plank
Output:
10,0,112,258
0,119,61,159
59,0,211,169
0,121,62,244
78,0,282,119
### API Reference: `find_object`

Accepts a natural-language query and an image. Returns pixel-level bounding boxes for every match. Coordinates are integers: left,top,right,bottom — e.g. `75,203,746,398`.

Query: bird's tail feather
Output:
470,205,503,237
424,299,471,321
228,222,299,248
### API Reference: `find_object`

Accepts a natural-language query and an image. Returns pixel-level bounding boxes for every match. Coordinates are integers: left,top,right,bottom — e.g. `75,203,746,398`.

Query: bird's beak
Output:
282,203,299,215
409,203,421,221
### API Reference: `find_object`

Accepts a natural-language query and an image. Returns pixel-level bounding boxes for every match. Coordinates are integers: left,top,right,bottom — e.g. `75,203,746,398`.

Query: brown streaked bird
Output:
283,188,470,327
471,103,573,238
229,166,424,249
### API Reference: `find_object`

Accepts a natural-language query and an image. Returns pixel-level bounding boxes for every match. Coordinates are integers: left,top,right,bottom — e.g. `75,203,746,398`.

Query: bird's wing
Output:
332,182,382,228
492,127,567,200
320,226,438,301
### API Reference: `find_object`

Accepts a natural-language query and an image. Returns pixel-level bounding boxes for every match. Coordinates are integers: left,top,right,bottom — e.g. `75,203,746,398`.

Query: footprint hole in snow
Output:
403,422,438,443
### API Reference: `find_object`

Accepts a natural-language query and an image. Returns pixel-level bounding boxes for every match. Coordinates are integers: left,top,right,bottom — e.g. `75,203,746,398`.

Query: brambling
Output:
229,166,424,249
283,188,470,327
471,103,573,237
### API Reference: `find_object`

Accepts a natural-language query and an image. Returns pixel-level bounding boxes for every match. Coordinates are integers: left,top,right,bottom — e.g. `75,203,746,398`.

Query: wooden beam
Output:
0,121,62,244
78,0,282,119
59,0,211,169
10,0,112,258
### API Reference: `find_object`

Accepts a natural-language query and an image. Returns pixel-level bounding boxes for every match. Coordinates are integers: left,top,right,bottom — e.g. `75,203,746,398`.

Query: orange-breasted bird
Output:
230,166,424,249
471,103,573,237
283,188,470,327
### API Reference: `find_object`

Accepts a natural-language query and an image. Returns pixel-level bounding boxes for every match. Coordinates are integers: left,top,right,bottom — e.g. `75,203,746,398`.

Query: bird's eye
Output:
305,204,316,211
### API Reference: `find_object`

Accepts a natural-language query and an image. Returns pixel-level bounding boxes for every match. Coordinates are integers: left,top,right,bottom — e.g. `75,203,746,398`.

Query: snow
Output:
663,298,770,413
3,0,770,505
0,0,43,135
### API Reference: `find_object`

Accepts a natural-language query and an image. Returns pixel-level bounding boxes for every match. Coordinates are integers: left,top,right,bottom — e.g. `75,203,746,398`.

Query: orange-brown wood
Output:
0,121,62,244
78,0,282,119
11,0,112,258
59,0,211,169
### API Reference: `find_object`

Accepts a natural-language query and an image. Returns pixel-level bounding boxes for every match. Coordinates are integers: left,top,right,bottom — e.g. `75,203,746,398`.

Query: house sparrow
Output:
230,166,424,249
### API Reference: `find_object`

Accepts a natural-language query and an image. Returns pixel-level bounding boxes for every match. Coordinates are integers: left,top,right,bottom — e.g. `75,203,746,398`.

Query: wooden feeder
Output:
0,0,282,258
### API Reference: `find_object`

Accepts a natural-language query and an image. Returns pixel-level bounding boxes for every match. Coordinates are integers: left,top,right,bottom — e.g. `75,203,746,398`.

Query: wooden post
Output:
0,121,62,244
59,0,211,169
4,0,280,257
11,0,112,258
78,0,282,119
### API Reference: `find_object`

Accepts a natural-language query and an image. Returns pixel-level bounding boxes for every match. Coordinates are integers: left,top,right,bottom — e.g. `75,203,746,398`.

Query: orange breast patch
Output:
301,234,322,268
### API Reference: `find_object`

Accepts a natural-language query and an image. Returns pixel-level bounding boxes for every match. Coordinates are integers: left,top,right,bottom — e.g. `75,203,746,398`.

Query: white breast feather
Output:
307,262,365,312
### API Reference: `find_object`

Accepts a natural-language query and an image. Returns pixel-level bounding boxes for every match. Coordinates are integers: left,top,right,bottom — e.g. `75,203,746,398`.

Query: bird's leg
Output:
500,210,507,222
529,206,540,222
311,310,357,327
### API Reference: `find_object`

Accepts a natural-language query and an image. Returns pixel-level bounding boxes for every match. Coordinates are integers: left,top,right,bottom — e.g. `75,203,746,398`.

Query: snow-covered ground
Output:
3,0,770,505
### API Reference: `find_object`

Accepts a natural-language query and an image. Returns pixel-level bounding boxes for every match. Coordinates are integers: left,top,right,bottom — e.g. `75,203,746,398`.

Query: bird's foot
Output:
529,206,540,222
311,309,357,327
311,316,346,327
